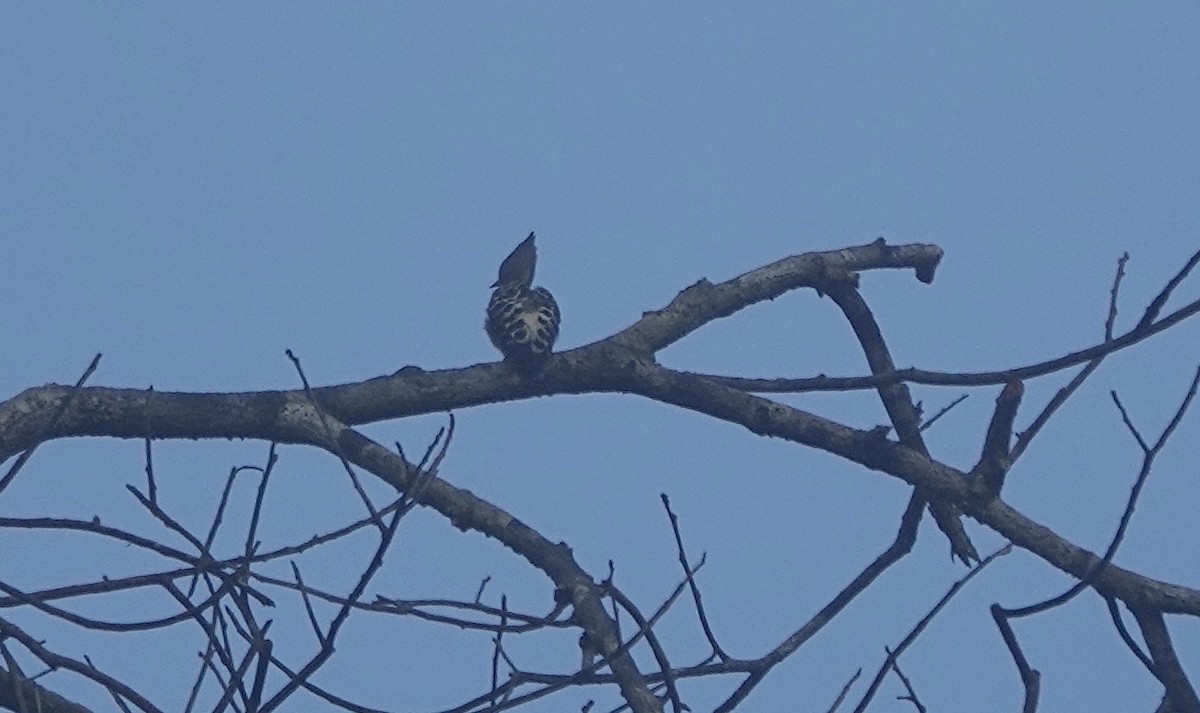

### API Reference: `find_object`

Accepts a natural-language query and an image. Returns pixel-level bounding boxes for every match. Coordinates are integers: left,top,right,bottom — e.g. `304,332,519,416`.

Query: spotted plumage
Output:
485,232,561,373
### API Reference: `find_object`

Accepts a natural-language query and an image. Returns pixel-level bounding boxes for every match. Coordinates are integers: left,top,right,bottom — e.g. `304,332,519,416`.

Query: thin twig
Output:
604,579,683,713
491,596,509,706
824,669,861,713
257,418,447,712
695,292,1200,393
1003,365,1200,618
1105,253,1130,339
852,545,1010,712
143,385,158,504
887,652,926,713
1105,597,1155,674
990,604,1040,713
713,495,925,713
286,349,384,530
919,394,968,431
660,494,726,661
0,354,101,495
244,443,278,558
0,616,162,713
86,655,135,713
1137,246,1200,329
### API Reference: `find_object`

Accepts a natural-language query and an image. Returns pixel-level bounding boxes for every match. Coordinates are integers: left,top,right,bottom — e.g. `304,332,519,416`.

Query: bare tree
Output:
0,239,1197,713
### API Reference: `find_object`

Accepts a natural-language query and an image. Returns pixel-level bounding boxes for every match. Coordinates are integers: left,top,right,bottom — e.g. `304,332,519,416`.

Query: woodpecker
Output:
485,232,561,373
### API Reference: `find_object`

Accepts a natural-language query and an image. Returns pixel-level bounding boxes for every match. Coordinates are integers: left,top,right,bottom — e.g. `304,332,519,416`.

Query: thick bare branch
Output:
1131,607,1200,713
974,380,1023,495
276,404,662,713
822,269,978,564
610,238,942,353
1,242,1197,713
0,666,95,713
0,242,947,462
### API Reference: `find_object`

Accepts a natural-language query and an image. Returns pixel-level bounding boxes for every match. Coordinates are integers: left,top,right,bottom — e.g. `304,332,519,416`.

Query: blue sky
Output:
2,5,1199,712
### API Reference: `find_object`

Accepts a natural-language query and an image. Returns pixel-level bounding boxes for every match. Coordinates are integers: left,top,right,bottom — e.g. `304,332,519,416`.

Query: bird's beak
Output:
490,279,501,288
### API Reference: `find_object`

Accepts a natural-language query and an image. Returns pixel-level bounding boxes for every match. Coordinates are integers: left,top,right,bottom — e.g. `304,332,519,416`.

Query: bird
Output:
485,232,561,374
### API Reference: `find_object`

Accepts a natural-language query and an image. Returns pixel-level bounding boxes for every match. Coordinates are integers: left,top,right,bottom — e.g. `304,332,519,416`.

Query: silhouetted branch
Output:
1105,252,1130,339
713,494,928,713
0,353,100,496
0,243,1196,712
0,616,161,713
0,662,95,713
1131,607,1200,713
975,380,1023,495
1009,252,1140,464
288,348,384,529
491,595,510,708
1106,597,1155,674
603,580,682,713
823,669,861,713
822,268,977,564
1137,246,1200,329
660,493,726,662
990,604,1040,713
853,545,1009,712
886,654,926,713
258,437,420,711
919,393,968,431
693,292,1200,394
1002,364,1200,619
86,654,136,713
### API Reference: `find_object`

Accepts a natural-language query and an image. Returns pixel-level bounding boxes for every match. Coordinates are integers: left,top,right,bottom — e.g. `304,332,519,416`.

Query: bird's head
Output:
491,232,537,289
